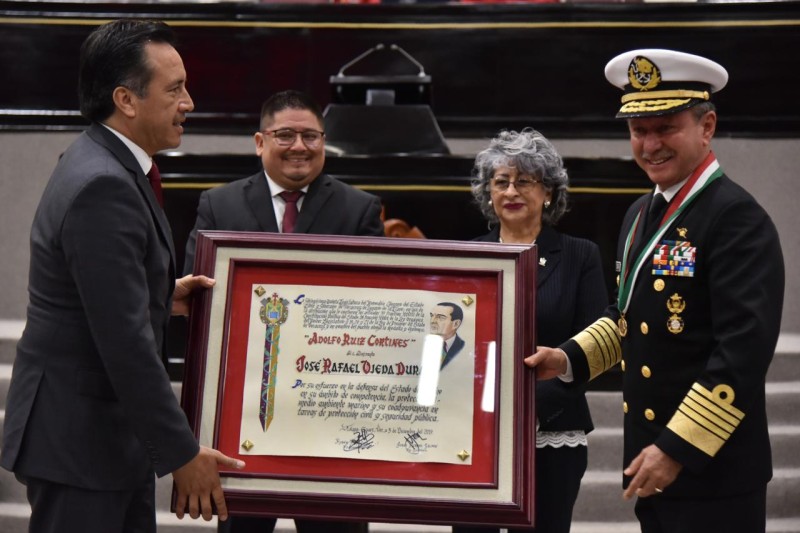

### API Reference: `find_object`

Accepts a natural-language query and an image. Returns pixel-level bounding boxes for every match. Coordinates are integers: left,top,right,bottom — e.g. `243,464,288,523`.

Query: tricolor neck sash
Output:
617,153,723,314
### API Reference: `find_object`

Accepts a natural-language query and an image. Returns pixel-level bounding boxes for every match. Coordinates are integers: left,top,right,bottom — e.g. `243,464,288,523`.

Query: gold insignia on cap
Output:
677,227,688,238
241,439,254,451
254,286,266,297
461,295,474,307
629,56,662,91
654,279,665,292
458,449,471,461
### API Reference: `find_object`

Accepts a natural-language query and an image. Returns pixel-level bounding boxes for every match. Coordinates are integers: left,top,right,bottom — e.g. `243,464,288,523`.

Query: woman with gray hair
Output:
454,129,608,533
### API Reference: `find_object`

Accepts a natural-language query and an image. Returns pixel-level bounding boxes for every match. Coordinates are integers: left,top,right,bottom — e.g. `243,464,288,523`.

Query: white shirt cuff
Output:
557,349,574,382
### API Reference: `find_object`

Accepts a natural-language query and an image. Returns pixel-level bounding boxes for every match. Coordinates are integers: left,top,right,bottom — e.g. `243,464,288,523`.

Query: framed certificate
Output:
181,231,537,527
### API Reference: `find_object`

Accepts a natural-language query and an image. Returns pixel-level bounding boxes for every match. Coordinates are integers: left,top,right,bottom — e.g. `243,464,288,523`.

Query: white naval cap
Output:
604,49,728,118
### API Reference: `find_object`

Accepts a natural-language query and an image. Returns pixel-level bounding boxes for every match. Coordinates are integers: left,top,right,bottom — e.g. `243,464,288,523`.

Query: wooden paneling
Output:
1,1,799,137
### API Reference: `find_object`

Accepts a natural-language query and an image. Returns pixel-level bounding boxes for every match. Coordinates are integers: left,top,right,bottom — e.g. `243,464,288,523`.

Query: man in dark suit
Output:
184,90,382,532
527,49,784,532
0,20,244,532
183,90,384,274
430,302,465,369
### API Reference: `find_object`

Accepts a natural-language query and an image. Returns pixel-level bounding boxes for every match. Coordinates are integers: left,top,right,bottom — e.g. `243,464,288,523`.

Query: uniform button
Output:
641,365,652,378
640,322,649,335
616,274,620,287
645,408,655,421
621,360,626,371
653,279,665,292
623,402,628,413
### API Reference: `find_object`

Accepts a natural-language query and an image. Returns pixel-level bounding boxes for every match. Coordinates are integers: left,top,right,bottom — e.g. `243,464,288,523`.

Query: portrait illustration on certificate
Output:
238,284,477,465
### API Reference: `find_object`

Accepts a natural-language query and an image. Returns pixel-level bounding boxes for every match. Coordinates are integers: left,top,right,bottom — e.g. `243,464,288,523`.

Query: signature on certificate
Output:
343,428,375,453
402,431,427,454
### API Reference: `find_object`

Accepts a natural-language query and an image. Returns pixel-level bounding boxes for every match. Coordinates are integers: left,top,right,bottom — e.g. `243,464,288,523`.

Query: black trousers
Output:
452,444,588,533
22,474,156,533
218,517,368,533
634,486,767,533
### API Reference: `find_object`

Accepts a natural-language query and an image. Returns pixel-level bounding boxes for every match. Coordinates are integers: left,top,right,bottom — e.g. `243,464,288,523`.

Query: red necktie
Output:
147,162,164,208
280,190,304,233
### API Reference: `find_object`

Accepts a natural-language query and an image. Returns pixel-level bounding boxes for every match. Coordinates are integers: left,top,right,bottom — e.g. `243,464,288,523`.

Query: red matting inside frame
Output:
214,259,502,486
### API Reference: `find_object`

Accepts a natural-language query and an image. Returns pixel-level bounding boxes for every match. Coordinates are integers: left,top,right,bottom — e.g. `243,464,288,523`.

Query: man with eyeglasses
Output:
183,90,384,276
183,90,380,533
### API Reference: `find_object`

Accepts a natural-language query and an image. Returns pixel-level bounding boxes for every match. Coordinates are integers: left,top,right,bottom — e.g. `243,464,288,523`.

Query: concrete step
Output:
768,352,800,383
0,321,22,366
0,339,15,366
586,425,800,470
0,466,25,505
573,468,800,522
0,501,797,533
767,382,800,427
0,364,10,412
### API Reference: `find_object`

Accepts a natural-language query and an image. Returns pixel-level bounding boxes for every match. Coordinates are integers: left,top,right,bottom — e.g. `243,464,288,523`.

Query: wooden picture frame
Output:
180,231,537,527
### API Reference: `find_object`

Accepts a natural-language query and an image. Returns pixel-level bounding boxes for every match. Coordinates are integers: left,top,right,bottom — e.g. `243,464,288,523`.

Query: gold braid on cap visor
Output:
620,89,710,114
620,98,693,114
621,89,710,103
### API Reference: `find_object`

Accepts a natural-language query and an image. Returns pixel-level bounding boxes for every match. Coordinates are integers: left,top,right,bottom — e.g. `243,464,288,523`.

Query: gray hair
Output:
690,101,716,120
471,128,569,227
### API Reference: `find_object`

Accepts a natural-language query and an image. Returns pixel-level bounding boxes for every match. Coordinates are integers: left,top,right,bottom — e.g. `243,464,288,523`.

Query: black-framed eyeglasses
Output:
490,176,542,192
263,128,325,148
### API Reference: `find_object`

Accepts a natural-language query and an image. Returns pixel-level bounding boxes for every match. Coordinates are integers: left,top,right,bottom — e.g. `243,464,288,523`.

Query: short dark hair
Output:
79,19,176,122
259,90,324,131
437,302,464,323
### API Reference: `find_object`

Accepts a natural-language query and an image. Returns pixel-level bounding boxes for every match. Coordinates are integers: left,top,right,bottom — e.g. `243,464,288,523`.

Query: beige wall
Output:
1,132,797,332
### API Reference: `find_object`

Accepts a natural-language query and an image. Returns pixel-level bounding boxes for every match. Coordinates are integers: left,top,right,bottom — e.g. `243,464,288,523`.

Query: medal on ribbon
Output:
617,153,722,323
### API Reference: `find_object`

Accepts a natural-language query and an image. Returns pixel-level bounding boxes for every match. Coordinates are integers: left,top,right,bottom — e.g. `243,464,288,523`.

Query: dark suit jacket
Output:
440,334,465,370
563,172,784,499
183,171,384,274
1,124,199,490
474,226,608,432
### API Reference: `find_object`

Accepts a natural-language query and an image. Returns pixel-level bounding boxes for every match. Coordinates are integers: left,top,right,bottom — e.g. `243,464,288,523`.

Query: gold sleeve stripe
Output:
685,389,741,428
678,401,734,440
666,410,726,457
691,383,744,419
666,382,745,457
571,317,621,380
589,318,622,377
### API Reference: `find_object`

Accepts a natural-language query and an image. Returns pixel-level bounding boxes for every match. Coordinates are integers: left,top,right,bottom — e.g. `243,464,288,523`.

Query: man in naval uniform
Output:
526,49,784,532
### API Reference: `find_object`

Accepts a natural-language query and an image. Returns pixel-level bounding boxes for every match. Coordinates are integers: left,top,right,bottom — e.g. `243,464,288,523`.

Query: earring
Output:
544,201,551,208
488,199,493,205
